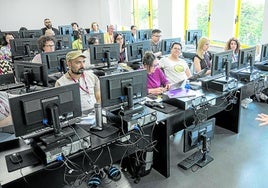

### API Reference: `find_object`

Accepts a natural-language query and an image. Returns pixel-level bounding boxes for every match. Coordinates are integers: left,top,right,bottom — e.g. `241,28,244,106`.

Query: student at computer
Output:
193,36,212,75
83,36,99,68
41,18,59,35
256,113,268,126
55,50,101,111
104,24,115,44
0,33,14,61
114,33,126,63
72,30,83,50
159,42,192,84
130,25,138,43
225,37,241,63
150,29,162,57
90,22,103,34
143,51,170,95
32,35,56,64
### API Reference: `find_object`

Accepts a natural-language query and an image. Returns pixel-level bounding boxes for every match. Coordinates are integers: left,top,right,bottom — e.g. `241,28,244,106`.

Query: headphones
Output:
103,165,121,181
87,165,104,188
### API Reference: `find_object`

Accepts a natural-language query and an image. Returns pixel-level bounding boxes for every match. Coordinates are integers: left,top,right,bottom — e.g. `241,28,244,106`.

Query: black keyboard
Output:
177,150,203,170
0,83,25,91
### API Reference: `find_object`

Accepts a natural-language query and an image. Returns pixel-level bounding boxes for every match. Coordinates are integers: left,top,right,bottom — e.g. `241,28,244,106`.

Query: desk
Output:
0,78,266,187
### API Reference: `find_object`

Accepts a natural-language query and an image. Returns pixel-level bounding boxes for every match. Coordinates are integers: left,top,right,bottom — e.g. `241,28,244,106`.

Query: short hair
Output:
131,25,136,30
91,22,99,29
142,51,156,67
87,36,98,45
71,22,79,27
37,35,55,51
171,42,182,50
152,29,161,35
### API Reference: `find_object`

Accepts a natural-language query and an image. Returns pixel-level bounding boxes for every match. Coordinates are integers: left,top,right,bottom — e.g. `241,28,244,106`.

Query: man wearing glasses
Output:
150,29,162,58
41,18,59,35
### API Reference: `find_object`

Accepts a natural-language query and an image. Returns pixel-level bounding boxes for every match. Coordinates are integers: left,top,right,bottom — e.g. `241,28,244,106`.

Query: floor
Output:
116,101,268,188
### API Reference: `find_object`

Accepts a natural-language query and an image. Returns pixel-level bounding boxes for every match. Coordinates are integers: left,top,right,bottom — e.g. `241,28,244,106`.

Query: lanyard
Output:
68,72,90,94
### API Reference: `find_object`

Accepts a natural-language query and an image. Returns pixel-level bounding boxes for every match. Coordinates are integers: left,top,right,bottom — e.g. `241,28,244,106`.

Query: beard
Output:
71,68,84,75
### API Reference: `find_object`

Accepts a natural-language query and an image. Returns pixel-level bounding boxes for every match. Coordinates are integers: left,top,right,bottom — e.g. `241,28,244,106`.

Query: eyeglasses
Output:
153,35,161,38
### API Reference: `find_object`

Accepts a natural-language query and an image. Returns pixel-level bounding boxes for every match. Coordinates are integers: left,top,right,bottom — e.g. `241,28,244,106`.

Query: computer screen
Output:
138,29,152,41
41,49,74,74
14,61,48,89
161,38,181,55
89,43,120,68
183,118,215,153
82,33,105,48
99,69,147,114
116,31,132,44
19,29,43,38
58,25,73,35
185,29,202,49
238,46,256,70
260,43,268,62
211,50,233,78
9,83,81,137
10,38,39,60
54,35,72,50
0,73,15,85
127,40,151,63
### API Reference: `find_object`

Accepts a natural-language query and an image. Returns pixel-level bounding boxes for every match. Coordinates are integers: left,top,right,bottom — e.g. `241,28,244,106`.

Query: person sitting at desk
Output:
143,51,170,95
55,50,101,111
225,37,241,65
83,36,99,68
90,22,103,34
130,25,138,43
72,30,83,50
114,32,126,63
159,42,192,84
41,18,59,35
193,37,212,75
32,35,56,64
150,29,162,58
0,32,14,61
104,24,115,44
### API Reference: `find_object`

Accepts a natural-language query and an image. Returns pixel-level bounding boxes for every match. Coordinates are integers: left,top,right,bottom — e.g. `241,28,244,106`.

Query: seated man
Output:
55,50,101,112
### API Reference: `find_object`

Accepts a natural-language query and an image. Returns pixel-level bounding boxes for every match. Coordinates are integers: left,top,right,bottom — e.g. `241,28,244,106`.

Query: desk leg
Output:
153,120,170,178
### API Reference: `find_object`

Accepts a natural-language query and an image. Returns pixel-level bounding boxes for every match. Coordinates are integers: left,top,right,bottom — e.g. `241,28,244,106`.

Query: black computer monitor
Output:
179,118,215,168
185,29,202,49
9,83,81,137
41,49,74,74
138,29,152,41
99,69,147,115
14,61,48,91
58,25,73,35
82,33,105,48
260,43,268,62
54,35,72,50
115,31,132,44
161,38,181,55
10,38,39,60
127,40,151,63
89,43,120,68
238,46,256,70
211,50,233,80
19,29,43,38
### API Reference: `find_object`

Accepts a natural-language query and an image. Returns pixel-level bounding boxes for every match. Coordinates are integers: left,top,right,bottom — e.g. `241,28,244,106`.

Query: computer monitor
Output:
211,50,233,80
185,29,202,49
82,33,105,48
14,61,48,91
58,25,73,35
161,38,181,55
260,43,268,62
9,83,81,137
89,43,120,68
127,40,151,63
19,29,43,38
138,29,152,41
54,35,72,50
10,38,39,60
115,31,132,44
238,46,256,70
41,49,74,74
99,69,147,115
179,118,215,169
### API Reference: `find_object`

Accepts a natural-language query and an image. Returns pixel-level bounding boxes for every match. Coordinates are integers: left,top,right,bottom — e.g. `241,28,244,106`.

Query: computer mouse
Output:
155,102,165,109
9,153,23,164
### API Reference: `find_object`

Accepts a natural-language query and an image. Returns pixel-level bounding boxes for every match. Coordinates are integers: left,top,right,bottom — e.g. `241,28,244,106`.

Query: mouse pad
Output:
5,149,41,172
152,103,178,114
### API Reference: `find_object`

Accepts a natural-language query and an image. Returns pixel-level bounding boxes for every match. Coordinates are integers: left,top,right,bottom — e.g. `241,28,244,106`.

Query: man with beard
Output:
55,50,101,111
41,18,59,35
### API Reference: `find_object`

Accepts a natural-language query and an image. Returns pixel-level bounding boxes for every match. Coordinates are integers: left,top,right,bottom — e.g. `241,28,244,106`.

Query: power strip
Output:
117,135,130,142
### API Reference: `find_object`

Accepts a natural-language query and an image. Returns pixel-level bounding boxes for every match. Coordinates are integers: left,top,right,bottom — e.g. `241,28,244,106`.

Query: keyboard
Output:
0,83,25,91
177,150,203,170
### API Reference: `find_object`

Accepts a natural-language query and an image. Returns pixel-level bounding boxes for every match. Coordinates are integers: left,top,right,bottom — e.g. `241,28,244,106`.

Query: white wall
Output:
261,0,268,43
0,0,132,32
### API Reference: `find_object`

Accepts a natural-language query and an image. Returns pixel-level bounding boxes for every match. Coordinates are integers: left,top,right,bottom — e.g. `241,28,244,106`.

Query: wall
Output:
261,0,268,43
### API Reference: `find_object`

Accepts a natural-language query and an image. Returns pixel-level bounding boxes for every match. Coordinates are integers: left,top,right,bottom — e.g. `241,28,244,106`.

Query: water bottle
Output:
93,103,103,130
185,80,191,91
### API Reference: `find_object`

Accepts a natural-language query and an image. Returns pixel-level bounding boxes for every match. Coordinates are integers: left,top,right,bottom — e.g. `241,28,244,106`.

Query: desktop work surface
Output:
0,77,266,187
